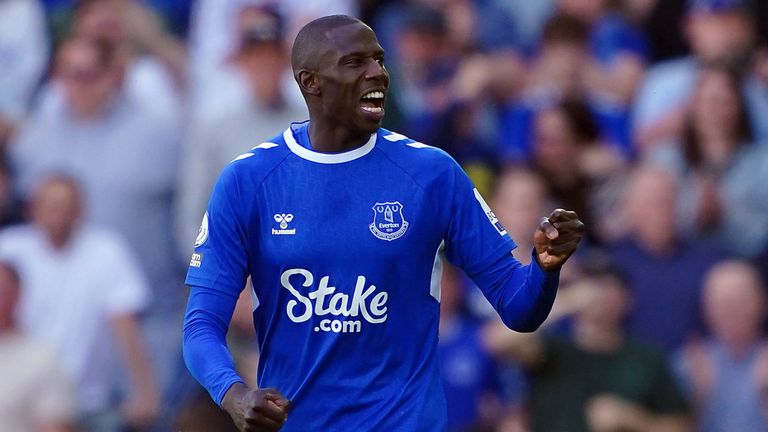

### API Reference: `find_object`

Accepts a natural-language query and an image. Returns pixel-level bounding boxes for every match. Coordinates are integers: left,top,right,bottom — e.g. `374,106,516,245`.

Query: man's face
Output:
57,41,119,118
538,42,588,96
625,169,678,246
315,22,389,134
575,276,630,326
31,180,82,243
686,12,754,63
704,264,765,344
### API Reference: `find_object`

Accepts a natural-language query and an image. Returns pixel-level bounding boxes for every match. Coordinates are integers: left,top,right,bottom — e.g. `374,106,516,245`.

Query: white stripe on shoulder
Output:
252,142,279,150
231,153,254,162
383,132,408,142
406,142,432,149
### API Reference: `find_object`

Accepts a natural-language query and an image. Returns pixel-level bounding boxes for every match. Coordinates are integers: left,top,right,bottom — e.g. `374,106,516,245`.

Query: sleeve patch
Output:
473,188,507,236
194,212,209,247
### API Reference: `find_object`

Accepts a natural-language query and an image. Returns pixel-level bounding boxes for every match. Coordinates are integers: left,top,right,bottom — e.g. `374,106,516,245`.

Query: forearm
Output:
474,250,560,332
183,286,245,405
621,409,691,432
110,314,157,398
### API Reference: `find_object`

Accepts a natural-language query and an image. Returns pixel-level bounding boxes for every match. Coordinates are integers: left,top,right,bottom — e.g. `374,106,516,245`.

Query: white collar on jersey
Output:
283,127,377,164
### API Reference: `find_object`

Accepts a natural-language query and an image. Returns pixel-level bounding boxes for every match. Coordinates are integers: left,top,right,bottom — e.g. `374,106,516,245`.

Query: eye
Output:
345,58,363,67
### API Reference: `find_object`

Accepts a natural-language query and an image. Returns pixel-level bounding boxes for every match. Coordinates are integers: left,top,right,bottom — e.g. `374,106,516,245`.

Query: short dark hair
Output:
556,98,601,144
291,14,365,73
541,14,590,46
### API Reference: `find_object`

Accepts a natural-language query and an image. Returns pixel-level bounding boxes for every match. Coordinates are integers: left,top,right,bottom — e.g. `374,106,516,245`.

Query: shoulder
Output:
217,128,293,189
0,225,37,252
643,57,696,85
77,226,137,259
375,128,461,184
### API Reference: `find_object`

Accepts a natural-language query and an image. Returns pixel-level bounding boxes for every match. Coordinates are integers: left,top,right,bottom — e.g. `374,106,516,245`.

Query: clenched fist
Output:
222,383,292,432
534,209,584,271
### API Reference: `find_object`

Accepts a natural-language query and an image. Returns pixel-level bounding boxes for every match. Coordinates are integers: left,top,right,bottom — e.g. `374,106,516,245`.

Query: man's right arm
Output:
182,284,244,405
183,285,291,431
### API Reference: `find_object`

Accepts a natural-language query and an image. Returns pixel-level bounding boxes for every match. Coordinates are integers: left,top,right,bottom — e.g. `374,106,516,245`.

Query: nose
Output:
365,59,387,81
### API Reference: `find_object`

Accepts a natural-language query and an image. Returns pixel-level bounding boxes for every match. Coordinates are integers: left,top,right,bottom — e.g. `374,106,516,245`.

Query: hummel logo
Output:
272,213,296,235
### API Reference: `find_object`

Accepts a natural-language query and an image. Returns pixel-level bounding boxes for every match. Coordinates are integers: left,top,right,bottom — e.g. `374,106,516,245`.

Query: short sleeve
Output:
184,165,249,298
102,233,151,316
443,162,516,276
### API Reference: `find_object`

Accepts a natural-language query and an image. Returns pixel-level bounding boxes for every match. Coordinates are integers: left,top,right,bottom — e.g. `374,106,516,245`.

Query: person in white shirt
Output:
0,259,75,432
0,175,158,432
10,35,184,400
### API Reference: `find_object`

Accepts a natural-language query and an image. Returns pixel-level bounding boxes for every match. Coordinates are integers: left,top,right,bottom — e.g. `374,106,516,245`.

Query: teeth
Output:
362,91,385,100
362,106,383,113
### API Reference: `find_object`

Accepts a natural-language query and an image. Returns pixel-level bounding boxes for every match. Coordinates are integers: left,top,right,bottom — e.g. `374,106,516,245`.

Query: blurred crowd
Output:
1,0,768,431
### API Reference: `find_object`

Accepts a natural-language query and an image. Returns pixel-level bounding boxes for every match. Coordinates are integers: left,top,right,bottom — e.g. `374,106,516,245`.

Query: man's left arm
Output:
469,209,583,332
443,163,583,332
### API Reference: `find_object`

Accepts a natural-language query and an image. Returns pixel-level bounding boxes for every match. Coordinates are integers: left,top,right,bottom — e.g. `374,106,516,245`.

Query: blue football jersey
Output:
185,122,517,431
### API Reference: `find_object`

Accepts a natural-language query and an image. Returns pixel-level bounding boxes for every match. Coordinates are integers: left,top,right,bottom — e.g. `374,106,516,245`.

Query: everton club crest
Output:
369,202,409,241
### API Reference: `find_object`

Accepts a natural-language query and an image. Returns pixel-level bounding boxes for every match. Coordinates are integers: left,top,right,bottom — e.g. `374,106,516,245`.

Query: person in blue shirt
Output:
182,15,584,432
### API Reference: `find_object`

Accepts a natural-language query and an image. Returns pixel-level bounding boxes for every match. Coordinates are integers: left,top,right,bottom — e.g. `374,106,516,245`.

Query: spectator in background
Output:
0,176,157,432
492,168,551,264
530,98,623,244
189,0,355,114
0,0,49,146
378,5,458,137
500,12,639,160
484,262,691,432
190,2,305,123
610,165,724,352
633,0,768,149
675,260,768,432
10,36,183,399
373,0,519,59
438,262,504,432
0,260,75,432
653,64,768,257
39,0,186,125
176,4,307,254
558,0,649,106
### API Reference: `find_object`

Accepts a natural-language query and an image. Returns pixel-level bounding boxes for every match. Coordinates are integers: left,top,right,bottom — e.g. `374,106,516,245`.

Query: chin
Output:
355,120,382,135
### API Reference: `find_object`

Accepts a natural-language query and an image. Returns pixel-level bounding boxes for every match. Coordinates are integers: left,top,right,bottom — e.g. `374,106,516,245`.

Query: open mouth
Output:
360,90,385,117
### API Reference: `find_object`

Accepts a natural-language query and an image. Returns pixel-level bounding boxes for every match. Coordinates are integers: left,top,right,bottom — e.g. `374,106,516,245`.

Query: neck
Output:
575,320,624,353
721,334,759,359
635,232,676,256
307,121,372,153
45,229,74,251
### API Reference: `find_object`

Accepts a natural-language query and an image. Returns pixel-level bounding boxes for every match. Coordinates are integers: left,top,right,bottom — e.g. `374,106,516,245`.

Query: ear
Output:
297,70,320,96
